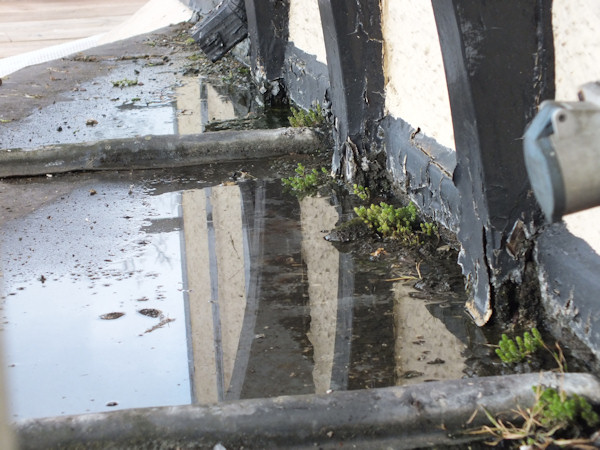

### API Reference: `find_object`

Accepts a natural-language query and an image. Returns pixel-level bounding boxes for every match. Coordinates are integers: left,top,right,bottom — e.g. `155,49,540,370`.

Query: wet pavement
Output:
0,58,261,150
0,162,491,420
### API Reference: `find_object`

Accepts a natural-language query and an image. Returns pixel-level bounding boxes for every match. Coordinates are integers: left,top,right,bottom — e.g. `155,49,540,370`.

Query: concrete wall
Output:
552,0,600,255
553,0,600,100
531,0,600,363
183,0,220,16
382,0,454,150
288,0,326,65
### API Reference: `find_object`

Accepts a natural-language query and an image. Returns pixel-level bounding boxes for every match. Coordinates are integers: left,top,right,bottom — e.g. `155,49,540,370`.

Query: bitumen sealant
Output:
2,20,600,450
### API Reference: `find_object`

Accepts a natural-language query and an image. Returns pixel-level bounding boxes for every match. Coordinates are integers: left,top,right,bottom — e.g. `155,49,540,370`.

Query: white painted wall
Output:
553,0,600,254
288,0,327,64
553,0,600,100
381,0,455,150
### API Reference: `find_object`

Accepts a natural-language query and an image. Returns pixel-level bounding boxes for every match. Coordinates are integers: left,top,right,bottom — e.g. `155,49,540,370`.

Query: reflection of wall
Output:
182,186,246,403
175,78,203,135
204,82,236,123
175,79,238,134
392,283,465,385
300,196,340,394
212,187,246,393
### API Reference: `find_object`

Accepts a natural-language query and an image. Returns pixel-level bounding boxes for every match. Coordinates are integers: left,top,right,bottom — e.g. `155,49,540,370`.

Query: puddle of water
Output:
0,165,487,420
0,68,279,150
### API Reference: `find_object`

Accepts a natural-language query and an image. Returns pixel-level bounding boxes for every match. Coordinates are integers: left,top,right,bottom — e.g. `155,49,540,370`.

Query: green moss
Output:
534,386,600,431
288,103,325,128
353,202,437,244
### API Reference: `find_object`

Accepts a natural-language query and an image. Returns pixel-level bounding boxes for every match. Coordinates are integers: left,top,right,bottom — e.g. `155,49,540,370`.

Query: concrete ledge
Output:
0,128,322,178
536,222,600,364
14,373,600,449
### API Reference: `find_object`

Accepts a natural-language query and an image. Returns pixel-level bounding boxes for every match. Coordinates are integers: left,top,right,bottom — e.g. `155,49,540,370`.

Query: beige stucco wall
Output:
382,0,455,150
553,0,600,254
288,0,327,64
553,0,600,100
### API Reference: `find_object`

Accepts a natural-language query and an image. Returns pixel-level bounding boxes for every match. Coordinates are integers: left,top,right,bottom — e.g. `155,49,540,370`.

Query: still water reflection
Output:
0,175,478,420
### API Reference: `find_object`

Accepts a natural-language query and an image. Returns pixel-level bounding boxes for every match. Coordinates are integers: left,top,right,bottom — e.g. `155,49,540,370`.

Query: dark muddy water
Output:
0,162,550,420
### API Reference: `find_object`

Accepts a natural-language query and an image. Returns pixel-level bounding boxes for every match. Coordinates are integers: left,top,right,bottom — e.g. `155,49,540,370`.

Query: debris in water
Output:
99,312,125,320
138,308,162,318
401,370,424,379
142,317,175,335
427,358,446,365
370,247,387,258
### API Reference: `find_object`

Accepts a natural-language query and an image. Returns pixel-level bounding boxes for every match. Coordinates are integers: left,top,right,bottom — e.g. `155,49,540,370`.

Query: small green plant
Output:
288,103,324,127
111,78,138,88
420,221,438,238
352,184,370,201
354,202,436,244
495,328,544,364
535,386,600,431
185,37,196,46
476,329,599,447
477,385,600,448
238,66,251,77
186,53,204,62
282,163,328,194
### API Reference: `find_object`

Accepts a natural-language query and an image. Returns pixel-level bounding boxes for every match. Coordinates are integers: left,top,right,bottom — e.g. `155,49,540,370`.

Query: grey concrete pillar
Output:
432,0,555,324
244,0,289,102
317,0,385,179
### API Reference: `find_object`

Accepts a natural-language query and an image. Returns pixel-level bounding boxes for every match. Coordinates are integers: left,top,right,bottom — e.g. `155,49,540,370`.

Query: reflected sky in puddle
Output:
1,182,189,419
0,174,480,420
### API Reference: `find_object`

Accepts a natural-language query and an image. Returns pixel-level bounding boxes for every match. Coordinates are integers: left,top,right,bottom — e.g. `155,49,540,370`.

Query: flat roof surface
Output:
0,0,147,58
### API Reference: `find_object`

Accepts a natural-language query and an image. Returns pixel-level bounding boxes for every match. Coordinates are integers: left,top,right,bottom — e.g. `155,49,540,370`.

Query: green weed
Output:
476,385,599,448
535,386,599,431
282,163,329,195
475,329,599,448
495,328,544,364
352,184,370,201
353,202,437,244
186,53,204,61
288,103,324,128
111,78,138,88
